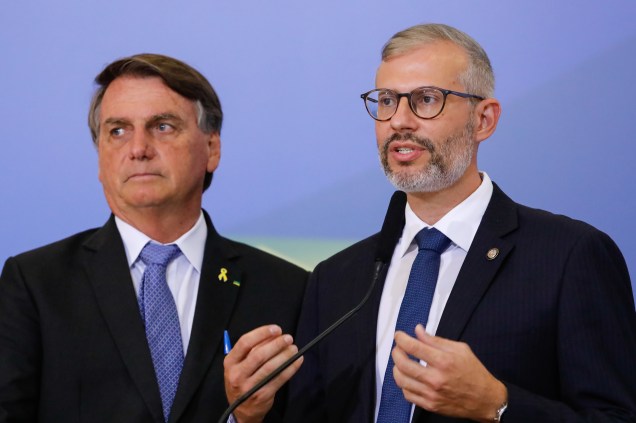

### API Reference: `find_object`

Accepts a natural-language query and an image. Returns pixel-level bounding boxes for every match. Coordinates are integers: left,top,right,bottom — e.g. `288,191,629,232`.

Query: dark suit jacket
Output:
0,211,308,423
285,185,636,422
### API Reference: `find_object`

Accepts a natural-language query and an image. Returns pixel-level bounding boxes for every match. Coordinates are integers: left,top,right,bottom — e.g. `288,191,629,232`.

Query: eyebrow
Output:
146,113,183,128
101,113,185,128
102,117,130,127
145,113,185,127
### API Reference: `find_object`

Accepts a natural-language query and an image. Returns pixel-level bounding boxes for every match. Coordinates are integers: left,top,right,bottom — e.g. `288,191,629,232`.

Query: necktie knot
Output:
140,243,181,267
415,227,451,254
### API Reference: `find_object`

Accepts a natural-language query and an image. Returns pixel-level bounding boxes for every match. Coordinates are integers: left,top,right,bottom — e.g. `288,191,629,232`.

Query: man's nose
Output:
390,97,419,131
129,131,155,160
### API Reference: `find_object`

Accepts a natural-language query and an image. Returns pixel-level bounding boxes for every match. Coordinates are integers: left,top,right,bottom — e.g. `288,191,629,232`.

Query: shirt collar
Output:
396,172,493,257
114,211,207,273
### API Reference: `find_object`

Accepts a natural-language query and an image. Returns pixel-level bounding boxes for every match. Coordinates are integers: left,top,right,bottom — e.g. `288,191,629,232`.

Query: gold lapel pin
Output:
486,248,499,260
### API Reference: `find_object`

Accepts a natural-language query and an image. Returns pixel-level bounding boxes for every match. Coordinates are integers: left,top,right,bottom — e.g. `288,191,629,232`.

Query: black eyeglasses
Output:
360,86,484,121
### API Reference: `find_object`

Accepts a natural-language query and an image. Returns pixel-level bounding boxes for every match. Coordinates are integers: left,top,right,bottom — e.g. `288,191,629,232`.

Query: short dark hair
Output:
88,53,222,191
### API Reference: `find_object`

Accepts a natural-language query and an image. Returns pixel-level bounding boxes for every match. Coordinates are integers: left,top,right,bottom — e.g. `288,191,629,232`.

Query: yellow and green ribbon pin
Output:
218,267,241,287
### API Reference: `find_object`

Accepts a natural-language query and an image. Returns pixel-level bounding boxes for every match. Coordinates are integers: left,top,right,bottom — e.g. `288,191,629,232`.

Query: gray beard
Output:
380,121,474,193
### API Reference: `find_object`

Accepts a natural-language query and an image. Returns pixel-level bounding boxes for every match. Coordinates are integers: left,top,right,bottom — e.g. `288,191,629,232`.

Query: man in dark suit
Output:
235,23,636,422
0,54,307,423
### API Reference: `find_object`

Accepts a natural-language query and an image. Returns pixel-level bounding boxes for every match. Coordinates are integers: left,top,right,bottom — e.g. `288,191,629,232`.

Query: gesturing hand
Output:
392,324,507,422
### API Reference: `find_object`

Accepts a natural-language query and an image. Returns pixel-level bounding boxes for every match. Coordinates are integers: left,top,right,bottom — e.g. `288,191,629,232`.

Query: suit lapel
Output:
83,217,164,422
435,184,518,341
169,212,242,422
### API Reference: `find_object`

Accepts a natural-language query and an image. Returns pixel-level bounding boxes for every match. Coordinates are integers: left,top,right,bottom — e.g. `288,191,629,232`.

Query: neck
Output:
114,205,201,243
406,170,482,225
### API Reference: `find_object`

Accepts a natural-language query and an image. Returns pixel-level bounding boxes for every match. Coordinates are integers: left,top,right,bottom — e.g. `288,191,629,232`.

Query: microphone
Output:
217,191,407,423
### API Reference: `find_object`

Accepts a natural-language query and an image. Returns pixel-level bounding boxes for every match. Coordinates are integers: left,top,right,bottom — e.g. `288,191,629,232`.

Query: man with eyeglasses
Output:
222,23,636,423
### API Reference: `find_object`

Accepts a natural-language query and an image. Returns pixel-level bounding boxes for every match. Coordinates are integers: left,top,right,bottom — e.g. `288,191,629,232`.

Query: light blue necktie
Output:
139,242,184,423
377,227,451,423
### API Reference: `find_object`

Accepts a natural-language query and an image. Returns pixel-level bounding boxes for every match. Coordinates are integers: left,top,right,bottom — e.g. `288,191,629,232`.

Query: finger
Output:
392,356,434,409
247,341,297,382
393,363,423,397
256,347,304,392
415,326,477,370
392,347,447,414
392,344,429,383
224,334,296,406
242,345,304,404
233,350,303,423
224,330,292,392
225,325,282,363
394,330,440,364
237,334,296,379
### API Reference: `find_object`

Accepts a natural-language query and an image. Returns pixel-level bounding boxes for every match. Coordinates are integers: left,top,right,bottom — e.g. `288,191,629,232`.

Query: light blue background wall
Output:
1,1,635,301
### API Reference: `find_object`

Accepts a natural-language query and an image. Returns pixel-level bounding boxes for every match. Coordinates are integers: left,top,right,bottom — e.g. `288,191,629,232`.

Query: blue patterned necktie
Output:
138,242,184,423
377,227,451,423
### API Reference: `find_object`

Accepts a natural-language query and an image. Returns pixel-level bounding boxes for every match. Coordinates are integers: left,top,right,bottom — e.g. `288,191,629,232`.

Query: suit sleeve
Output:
0,257,42,423
503,230,636,422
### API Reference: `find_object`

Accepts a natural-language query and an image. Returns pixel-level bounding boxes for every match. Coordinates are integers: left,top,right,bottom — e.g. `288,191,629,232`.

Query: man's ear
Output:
207,132,221,173
473,98,501,143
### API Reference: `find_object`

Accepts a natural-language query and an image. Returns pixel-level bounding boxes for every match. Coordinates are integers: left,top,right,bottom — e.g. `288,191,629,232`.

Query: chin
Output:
124,190,167,208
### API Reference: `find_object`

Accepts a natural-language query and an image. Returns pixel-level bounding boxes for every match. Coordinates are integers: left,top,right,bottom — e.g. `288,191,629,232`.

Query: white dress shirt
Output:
374,173,494,421
115,211,207,354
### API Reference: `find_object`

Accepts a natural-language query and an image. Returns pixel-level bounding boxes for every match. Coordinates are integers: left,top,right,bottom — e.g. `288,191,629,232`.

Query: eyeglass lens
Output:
365,88,445,120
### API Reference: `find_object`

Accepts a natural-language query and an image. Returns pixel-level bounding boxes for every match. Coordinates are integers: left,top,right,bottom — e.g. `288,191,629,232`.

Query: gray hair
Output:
382,23,495,98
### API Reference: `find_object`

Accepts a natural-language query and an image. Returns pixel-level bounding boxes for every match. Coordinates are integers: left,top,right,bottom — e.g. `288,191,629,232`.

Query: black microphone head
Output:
375,191,406,263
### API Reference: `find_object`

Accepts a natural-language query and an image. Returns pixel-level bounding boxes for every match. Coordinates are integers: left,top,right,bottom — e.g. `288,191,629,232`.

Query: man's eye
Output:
379,96,396,107
157,123,174,132
110,128,125,136
414,90,442,106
